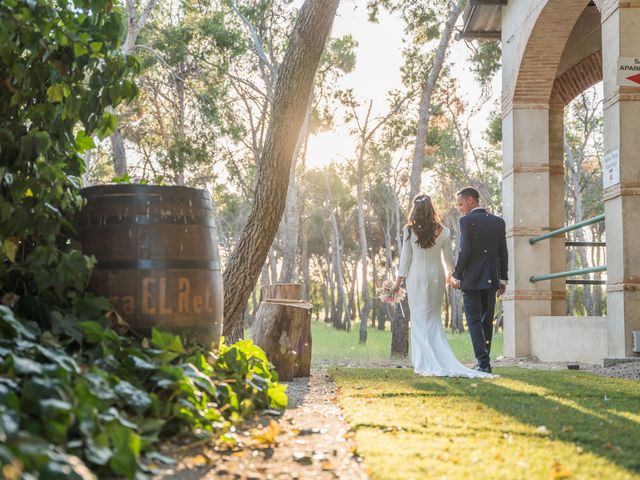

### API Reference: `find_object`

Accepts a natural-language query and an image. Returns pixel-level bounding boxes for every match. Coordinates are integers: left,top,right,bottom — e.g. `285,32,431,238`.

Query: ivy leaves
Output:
0,0,138,309
0,306,287,479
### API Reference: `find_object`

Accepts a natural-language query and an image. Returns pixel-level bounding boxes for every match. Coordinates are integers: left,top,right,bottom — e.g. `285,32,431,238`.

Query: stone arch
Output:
510,0,591,110
551,50,603,106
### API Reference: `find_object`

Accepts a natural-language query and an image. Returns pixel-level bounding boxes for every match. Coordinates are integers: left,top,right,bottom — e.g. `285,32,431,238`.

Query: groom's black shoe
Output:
474,365,492,374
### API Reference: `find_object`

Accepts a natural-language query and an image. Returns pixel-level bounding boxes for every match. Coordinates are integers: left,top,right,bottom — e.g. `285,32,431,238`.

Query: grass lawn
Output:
311,320,503,365
330,367,640,480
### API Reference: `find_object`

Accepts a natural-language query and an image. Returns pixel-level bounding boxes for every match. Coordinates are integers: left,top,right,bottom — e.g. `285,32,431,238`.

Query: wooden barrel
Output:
77,184,223,346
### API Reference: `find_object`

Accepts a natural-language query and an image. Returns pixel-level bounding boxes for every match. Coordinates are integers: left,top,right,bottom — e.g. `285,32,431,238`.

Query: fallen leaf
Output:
320,460,335,471
602,442,621,452
549,460,572,479
251,420,281,446
190,455,208,466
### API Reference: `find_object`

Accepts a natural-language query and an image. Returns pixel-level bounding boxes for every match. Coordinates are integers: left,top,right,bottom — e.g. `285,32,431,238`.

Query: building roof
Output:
459,0,506,40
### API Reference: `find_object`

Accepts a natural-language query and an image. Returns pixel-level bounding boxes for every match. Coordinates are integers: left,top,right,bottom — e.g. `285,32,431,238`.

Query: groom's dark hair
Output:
456,186,480,201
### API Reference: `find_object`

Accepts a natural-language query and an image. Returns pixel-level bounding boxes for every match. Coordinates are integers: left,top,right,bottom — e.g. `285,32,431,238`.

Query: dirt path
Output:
155,369,368,480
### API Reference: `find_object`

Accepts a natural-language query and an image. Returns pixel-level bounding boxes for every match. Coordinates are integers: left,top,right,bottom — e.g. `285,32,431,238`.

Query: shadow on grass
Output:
406,368,640,475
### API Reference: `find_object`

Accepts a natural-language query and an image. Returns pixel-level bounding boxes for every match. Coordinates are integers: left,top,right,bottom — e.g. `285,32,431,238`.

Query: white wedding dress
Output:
399,226,493,378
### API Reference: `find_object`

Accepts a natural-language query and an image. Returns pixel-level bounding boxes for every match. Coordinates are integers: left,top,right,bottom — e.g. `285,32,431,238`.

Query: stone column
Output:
502,107,558,357
601,1,640,358
549,103,568,316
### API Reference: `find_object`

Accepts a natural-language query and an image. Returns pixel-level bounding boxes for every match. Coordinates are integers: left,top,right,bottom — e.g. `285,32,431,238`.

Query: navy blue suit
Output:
452,208,508,369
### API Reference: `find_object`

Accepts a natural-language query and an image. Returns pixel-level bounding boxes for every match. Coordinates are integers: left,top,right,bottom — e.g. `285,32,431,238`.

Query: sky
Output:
304,0,500,170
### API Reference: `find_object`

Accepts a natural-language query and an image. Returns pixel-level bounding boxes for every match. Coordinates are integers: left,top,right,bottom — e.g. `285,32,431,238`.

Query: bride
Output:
392,194,493,378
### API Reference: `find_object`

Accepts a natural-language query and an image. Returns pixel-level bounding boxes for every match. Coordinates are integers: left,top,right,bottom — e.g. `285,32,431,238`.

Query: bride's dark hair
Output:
406,193,441,249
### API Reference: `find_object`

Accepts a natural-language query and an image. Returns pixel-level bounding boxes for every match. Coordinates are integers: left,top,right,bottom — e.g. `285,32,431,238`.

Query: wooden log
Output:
252,300,312,381
260,283,302,302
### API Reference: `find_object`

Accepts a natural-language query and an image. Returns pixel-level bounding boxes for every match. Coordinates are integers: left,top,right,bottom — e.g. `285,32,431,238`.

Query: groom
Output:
448,187,508,374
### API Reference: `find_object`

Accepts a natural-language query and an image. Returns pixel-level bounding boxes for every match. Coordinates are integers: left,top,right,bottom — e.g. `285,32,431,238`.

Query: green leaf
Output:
108,423,141,479
47,84,65,103
151,329,185,354
36,345,80,374
39,398,74,443
51,312,84,344
73,44,89,56
9,354,44,375
1,237,18,263
267,384,288,410
32,131,53,155
114,381,152,413
75,131,95,153
85,438,112,466
79,321,105,343
89,41,102,52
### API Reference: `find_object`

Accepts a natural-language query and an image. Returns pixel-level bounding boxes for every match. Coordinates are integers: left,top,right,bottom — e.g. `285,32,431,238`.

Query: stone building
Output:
462,0,640,364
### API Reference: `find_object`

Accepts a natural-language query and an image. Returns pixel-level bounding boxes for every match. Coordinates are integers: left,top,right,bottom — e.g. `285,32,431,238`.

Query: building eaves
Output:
459,0,506,40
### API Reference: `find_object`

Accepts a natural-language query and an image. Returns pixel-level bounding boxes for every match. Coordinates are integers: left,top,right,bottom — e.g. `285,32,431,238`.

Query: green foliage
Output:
467,40,502,86
0,0,138,312
0,3,288,479
0,306,286,478
367,1,443,44
484,106,502,146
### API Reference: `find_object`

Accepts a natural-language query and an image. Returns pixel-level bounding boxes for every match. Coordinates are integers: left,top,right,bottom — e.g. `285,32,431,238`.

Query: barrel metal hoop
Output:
94,259,220,270
78,215,214,226
82,195,211,207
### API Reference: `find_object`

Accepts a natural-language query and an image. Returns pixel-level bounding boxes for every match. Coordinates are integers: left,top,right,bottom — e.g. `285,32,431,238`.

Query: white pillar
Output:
502,107,559,357
549,103,568,316
601,1,640,358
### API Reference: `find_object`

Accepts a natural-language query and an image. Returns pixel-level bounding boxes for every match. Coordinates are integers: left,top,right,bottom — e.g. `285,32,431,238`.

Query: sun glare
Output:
305,131,357,169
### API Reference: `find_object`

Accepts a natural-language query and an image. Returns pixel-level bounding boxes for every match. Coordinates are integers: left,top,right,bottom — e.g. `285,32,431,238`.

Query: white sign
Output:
603,149,620,189
617,57,640,86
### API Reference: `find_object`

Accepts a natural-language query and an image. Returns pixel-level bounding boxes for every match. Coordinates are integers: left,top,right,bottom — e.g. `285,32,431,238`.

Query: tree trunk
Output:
450,288,464,333
111,126,128,177
222,0,338,336
329,207,346,330
567,249,576,315
356,160,370,344
226,314,245,344
408,0,465,199
251,300,312,380
326,256,335,323
593,226,603,315
301,235,311,300
443,286,450,329
260,283,302,302
391,299,409,358
268,249,278,285
109,0,158,177
279,92,313,283
564,134,594,315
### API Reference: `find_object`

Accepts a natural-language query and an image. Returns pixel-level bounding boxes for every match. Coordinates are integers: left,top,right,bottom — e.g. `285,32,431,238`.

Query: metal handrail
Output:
529,214,605,245
529,265,606,283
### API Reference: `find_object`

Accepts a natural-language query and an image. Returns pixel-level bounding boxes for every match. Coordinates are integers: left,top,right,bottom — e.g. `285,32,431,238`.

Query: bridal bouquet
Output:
379,280,407,316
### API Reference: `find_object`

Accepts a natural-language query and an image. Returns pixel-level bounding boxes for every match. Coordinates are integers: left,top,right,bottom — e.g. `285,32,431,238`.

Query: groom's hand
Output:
497,284,506,297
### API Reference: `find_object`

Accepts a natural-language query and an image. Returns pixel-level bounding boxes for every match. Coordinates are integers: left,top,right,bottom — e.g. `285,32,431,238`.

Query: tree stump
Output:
252,300,312,381
260,283,302,302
